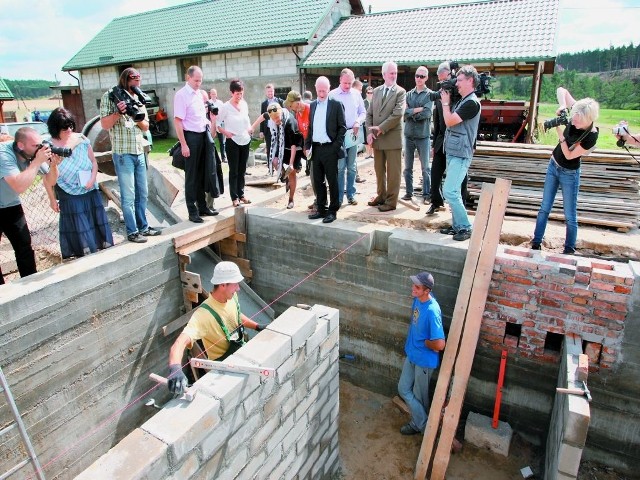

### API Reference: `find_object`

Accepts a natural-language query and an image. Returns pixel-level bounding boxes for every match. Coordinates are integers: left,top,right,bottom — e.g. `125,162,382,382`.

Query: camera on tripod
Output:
431,61,492,102
543,109,569,131
109,86,146,122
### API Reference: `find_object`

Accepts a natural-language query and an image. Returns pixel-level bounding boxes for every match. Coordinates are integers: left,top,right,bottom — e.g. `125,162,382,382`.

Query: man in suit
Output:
304,76,347,224
366,61,406,212
260,83,284,175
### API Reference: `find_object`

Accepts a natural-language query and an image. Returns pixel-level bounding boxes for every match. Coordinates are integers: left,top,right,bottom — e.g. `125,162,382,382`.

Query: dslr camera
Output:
543,109,569,131
109,86,146,122
37,140,72,158
205,101,219,116
612,121,629,147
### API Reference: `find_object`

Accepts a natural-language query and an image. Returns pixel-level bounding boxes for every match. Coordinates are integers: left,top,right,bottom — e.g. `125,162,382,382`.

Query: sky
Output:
1,0,638,82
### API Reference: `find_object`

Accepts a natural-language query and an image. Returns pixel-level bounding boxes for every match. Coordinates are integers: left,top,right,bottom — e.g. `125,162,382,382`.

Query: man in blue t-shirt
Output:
398,271,446,435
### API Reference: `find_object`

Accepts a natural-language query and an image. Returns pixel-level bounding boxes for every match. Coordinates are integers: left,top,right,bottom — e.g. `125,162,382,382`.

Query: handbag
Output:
169,141,185,170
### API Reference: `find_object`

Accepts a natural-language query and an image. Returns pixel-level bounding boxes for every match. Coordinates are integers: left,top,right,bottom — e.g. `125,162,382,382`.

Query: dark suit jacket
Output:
260,97,284,137
304,98,347,158
432,99,446,153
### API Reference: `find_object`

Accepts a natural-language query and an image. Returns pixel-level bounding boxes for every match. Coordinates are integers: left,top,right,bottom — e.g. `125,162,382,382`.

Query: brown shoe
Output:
368,197,384,207
378,204,396,212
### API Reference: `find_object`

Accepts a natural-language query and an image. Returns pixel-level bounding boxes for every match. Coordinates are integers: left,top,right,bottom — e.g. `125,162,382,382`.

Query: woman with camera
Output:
44,108,113,259
216,79,253,207
531,88,599,255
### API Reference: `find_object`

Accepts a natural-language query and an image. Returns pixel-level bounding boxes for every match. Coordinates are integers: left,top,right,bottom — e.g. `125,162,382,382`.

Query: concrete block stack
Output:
76,304,341,480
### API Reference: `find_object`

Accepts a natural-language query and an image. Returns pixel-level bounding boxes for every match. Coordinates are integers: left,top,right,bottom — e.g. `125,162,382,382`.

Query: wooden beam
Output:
173,216,237,255
526,61,543,143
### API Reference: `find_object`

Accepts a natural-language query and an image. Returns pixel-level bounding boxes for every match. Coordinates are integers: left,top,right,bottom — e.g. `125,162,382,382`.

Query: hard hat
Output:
211,261,243,285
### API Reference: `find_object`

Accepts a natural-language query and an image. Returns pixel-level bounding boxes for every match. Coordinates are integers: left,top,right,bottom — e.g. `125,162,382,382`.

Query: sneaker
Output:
531,243,541,250
287,200,294,209
453,229,472,241
128,232,147,243
355,176,366,183
141,227,161,236
563,247,576,255
348,198,358,206
401,193,413,201
400,423,420,436
440,226,456,235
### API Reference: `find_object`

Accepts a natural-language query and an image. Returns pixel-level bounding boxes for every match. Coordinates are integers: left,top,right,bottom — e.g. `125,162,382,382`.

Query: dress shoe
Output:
322,213,336,223
426,204,440,215
368,198,384,207
199,208,219,216
308,212,327,220
401,193,413,201
355,176,366,183
440,226,456,235
378,204,396,212
400,423,420,436
531,242,541,250
453,229,472,241
189,215,204,223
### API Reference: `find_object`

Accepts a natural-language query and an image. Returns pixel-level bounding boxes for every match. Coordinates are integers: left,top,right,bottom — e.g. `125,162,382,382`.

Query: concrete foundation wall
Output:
77,305,340,480
0,235,184,478
245,208,640,476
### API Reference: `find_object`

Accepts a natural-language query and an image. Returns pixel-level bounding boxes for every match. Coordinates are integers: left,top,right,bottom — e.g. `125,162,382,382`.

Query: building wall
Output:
244,208,640,476
76,305,341,480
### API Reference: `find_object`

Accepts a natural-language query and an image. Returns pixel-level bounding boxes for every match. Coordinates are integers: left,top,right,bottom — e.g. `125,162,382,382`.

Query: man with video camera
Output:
532,87,599,255
439,65,482,241
0,127,59,284
100,68,160,243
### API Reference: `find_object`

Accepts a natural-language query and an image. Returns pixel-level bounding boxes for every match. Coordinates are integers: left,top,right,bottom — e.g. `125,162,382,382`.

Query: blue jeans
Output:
404,136,431,198
533,158,580,251
338,145,357,203
398,357,432,432
112,153,149,236
443,155,472,231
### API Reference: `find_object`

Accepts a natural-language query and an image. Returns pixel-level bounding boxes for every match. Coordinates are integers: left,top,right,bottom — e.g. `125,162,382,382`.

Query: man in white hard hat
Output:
167,261,264,395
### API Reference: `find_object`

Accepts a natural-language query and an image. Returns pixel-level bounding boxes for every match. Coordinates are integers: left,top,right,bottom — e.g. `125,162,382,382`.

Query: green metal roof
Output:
64,0,345,71
0,79,14,100
301,0,560,68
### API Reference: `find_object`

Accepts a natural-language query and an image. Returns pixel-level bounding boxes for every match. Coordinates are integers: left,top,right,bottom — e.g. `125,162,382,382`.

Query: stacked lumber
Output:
467,141,640,231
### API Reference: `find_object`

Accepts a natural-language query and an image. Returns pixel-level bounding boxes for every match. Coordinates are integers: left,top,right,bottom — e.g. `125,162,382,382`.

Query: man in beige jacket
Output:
366,61,406,212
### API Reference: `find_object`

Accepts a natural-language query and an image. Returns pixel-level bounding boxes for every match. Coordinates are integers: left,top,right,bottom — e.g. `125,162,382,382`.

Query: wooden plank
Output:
162,309,196,337
414,182,495,480
219,238,238,257
178,254,194,312
235,206,246,234
175,224,236,256
173,216,236,251
231,233,247,243
429,178,511,480
180,270,202,294
221,255,253,280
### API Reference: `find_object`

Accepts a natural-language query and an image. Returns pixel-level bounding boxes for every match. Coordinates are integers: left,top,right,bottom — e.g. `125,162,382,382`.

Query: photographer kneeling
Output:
531,87,599,255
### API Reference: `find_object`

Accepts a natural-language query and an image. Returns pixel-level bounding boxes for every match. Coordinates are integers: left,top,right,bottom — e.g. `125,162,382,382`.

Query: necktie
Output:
382,87,388,102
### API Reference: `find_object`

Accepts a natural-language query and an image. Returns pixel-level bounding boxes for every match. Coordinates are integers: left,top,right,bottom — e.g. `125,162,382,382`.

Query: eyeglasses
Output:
267,107,279,113
62,123,75,130
415,74,427,79
366,90,373,94
128,74,141,80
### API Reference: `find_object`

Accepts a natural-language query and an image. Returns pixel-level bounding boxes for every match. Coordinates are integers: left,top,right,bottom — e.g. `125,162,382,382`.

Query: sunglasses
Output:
62,123,75,130
128,74,141,80
415,74,427,79
267,107,279,113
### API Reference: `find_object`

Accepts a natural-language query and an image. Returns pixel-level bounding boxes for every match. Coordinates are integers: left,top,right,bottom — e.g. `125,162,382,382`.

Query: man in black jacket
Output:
304,76,346,224
428,62,468,216
260,83,284,175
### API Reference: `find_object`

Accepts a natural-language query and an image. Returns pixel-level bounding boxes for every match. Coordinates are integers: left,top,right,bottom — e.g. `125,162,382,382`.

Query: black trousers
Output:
312,143,340,214
226,140,250,201
216,131,226,161
430,147,468,208
184,130,207,216
0,204,37,285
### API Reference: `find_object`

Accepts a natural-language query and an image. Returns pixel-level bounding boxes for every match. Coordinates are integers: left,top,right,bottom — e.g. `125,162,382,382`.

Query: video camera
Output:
543,109,569,131
109,86,146,122
431,61,493,103
205,101,219,116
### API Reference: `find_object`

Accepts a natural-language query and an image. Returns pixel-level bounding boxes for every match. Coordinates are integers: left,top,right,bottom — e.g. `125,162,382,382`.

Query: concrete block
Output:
312,447,330,479
140,393,220,464
265,413,295,455
282,411,309,453
227,411,262,451
194,365,259,415
319,328,339,359
200,417,235,461
168,450,199,480
75,428,168,480
263,378,294,418
305,318,329,356
464,411,513,457
558,442,583,475
295,384,320,421
249,411,282,454
324,446,340,476
235,328,292,368
312,304,339,333
564,396,590,446
277,348,306,383
267,306,318,352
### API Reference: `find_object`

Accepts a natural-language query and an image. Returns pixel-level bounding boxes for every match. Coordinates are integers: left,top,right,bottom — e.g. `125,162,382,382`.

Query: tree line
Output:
492,42,640,109
3,79,59,100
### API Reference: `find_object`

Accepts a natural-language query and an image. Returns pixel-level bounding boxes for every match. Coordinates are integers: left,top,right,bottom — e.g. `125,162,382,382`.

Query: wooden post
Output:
526,61,543,144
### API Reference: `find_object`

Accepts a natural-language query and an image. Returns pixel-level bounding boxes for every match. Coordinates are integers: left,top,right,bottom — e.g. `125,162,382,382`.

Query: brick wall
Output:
76,305,341,480
481,247,634,370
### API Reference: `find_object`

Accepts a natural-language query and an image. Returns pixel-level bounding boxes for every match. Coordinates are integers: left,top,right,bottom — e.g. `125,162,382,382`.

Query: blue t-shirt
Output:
404,296,445,369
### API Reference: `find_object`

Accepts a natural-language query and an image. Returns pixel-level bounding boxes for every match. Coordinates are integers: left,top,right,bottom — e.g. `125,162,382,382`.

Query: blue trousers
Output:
112,153,149,235
398,357,433,432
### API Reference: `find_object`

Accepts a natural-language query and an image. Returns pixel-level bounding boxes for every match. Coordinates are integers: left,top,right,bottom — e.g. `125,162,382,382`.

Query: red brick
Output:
534,281,564,292
541,298,561,308
573,297,588,305
564,303,592,315
591,262,613,271
569,288,595,298
539,351,562,363
482,318,504,328
624,277,634,286
482,325,506,337
506,275,534,286
613,285,632,294
589,281,616,292
480,333,503,344
540,307,568,319
545,325,565,334
512,259,542,270
592,270,628,285
531,271,544,279
494,257,519,267
547,255,577,266
485,303,500,312
584,342,602,363
503,248,533,258
497,298,524,309
590,300,627,313
547,274,576,285
595,292,629,304
583,316,608,327
502,267,531,277
522,320,535,327
576,273,591,284
503,334,519,348
542,291,573,303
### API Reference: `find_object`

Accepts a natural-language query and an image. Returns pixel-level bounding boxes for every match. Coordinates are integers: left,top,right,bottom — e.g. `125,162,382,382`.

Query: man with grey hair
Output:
439,64,481,241
330,68,366,207
403,65,434,205
366,61,406,212
304,76,346,224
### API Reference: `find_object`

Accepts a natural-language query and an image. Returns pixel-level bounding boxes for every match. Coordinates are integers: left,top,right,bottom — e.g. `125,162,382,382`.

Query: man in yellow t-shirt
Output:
167,261,263,395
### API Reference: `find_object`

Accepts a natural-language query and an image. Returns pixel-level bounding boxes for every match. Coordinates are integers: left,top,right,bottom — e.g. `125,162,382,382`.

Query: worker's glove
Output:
167,364,188,396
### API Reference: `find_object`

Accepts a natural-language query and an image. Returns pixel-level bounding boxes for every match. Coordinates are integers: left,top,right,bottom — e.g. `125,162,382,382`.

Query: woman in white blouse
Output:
217,79,253,207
